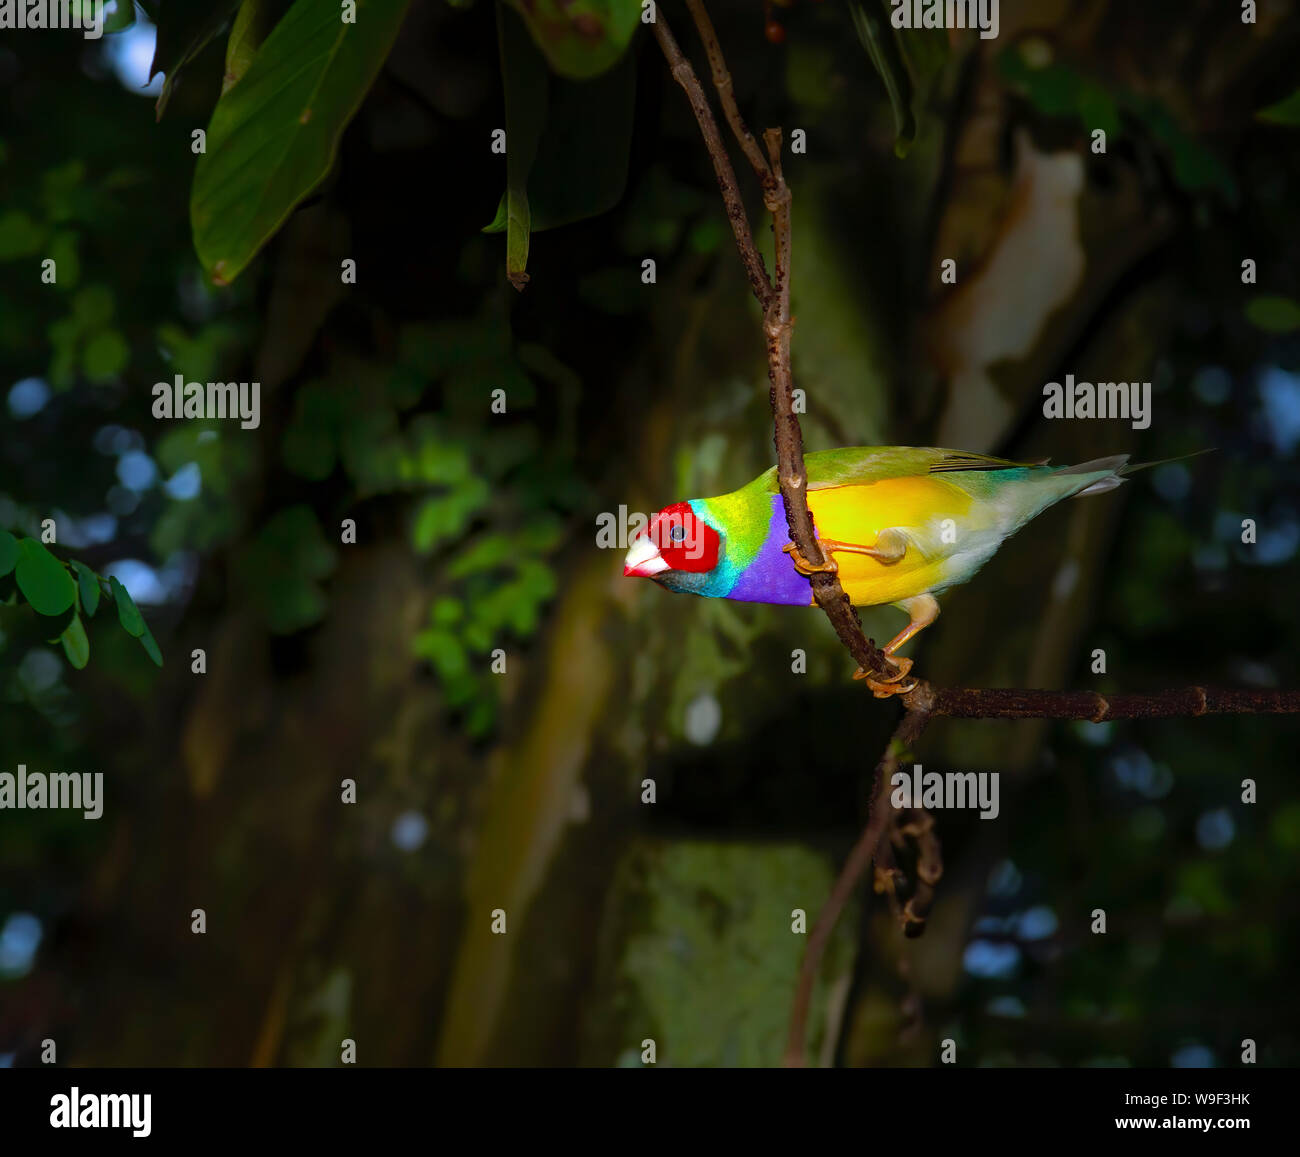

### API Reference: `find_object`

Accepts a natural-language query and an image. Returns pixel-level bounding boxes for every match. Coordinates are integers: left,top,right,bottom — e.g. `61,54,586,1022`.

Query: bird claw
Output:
853,656,916,699
863,675,919,699
782,542,838,576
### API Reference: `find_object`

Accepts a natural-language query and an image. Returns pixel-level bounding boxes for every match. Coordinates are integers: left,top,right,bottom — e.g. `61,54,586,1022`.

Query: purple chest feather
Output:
724,497,814,606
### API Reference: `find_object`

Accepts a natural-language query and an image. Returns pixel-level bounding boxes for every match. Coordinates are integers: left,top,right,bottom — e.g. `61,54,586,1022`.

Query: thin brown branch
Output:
761,123,894,680
684,0,775,191
890,677,1300,719
649,13,772,307
761,126,848,649
874,834,931,1042
919,684,1300,720
894,807,942,938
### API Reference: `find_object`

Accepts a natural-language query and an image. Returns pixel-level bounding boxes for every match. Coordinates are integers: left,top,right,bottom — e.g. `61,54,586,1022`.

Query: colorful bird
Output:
623,446,1134,696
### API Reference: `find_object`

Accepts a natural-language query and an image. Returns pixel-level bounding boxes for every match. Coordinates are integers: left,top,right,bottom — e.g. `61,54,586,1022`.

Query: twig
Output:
759,126,891,677
874,832,932,1043
650,14,772,307
894,806,942,937
927,685,1300,720
684,0,775,192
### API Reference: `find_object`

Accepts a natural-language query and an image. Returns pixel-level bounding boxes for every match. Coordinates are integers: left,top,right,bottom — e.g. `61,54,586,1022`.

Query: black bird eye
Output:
669,524,687,543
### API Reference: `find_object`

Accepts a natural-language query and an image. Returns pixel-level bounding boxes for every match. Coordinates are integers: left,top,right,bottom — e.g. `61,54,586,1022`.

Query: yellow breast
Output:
807,477,974,607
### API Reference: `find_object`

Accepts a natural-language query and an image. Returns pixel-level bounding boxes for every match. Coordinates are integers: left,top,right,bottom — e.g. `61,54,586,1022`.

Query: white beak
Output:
624,536,670,578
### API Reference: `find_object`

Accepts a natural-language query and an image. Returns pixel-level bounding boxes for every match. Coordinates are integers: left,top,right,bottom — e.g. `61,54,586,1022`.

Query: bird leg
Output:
783,528,909,576
782,542,837,575
823,528,909,565
853,593,940,699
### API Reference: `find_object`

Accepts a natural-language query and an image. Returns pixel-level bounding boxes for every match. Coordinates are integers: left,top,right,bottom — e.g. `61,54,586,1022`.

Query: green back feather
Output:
754,446,1129,536
752,446,1050,492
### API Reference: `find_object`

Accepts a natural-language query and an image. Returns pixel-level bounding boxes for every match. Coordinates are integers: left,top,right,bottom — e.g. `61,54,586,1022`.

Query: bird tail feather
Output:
1056,454,1129,497
1059,449,1214,498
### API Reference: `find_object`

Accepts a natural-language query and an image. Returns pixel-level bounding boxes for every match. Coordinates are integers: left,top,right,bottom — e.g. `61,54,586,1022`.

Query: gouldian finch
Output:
623,447,1131,696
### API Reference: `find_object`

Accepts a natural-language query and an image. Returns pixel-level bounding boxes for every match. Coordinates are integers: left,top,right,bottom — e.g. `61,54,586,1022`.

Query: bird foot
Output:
782,542,838,576
853,656,916,699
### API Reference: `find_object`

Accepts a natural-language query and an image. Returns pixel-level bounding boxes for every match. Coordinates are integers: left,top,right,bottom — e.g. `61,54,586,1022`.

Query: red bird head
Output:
623,501,721,579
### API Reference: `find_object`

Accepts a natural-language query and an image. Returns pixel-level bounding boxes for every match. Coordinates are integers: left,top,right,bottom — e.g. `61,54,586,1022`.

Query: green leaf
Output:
1256,89,1300,125
15,539,77,616
0,530,18,577
234,505,339,634
282,384,342,480
447,533,514,580
482,194,508,234
1126,93,1236,202
104,0,136,33
41,161,87,224
504,0,639,79
404,424,473,485
224,0,270,95
502,188,531,290
61,613,90,670
1077,80,1121,141
413,627,468,681
110,575,147,638
489,8,634,286
1270,801,1300,850
786,43,839,113
850,0,916,158
73,284,115,328
895,21,948,94
155,318,243,385
0,210,47,260
191,0,413,285
496,4,547,288
71,560,100,617
82,328,130,382
260,505,337,578
47,231,81,288
1176,861,1231,916
411,479,490,554
431,597,463,626
138,623,164,667
1245,295,1300,333
150,0,243,119
516,50,636,232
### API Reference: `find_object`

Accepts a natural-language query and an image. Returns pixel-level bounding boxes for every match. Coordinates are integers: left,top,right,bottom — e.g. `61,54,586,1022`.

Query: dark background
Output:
2,0,1299,1067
